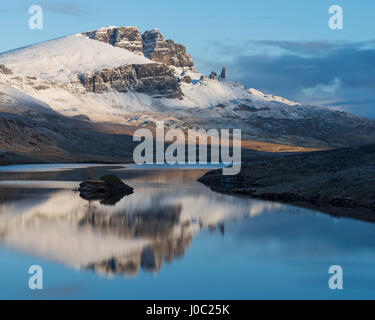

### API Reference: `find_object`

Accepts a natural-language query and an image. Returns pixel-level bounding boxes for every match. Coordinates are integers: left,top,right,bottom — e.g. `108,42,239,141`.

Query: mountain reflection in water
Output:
0,167,282,277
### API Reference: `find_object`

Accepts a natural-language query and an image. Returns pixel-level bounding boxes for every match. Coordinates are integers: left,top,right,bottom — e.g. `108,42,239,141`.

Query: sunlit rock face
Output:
142,29,194,68
83,26,144,55
82,27,194,68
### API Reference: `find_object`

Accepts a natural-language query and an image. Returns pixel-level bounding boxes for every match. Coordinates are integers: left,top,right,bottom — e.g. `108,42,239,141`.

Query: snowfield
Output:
0,34,153,82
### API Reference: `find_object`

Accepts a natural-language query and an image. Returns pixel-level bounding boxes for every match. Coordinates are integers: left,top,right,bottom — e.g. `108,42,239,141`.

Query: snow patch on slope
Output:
0,77,57,115
0,34,153,83
248,88,300,106
169,79,250,108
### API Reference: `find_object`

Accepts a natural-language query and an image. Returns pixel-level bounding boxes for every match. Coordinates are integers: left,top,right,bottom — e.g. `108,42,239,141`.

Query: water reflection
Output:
0,168,282,277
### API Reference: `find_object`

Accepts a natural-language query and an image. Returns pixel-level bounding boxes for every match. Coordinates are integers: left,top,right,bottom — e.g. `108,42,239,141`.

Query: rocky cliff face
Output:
142,29,194,68
83,26,144,55
82,27,194,68
80,27,192,98
78,63,183,99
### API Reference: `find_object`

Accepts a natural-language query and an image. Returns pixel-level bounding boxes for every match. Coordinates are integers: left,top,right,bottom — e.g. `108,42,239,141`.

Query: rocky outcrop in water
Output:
78,63,183,99
78,175,134,205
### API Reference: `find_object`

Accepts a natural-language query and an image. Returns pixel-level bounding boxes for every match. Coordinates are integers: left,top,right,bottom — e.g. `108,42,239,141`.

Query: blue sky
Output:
0,0,374,117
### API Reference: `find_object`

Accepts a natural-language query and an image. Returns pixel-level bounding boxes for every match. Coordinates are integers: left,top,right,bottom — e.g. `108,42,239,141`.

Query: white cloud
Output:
301,78,342,97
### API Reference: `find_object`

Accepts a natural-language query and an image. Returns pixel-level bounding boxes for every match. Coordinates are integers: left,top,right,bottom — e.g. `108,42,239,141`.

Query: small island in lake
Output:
78,174,134,205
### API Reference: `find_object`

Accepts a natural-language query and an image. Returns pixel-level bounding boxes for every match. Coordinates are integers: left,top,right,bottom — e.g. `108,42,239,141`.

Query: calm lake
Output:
0,164,374,299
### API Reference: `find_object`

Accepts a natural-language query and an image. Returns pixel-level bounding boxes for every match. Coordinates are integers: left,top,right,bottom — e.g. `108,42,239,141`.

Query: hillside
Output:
0,83,136,164
0,25,374,162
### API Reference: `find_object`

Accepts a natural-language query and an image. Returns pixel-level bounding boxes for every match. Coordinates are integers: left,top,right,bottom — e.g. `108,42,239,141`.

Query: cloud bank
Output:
201,39,375,118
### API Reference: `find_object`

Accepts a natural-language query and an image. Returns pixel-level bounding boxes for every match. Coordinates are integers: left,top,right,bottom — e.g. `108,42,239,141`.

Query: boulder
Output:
209,71,218,79
78,174,134,205
182,75,192,84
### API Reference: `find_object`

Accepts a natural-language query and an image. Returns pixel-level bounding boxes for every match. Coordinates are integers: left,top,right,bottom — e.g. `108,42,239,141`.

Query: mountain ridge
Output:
0,25,374,163
82,26,194,68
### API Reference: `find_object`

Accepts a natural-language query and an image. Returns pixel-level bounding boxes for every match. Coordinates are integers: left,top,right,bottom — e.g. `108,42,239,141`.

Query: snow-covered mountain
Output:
0,25,375,160
0,34,153,82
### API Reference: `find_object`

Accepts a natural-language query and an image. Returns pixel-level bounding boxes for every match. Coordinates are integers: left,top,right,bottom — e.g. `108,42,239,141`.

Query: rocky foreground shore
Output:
198,144,375,222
